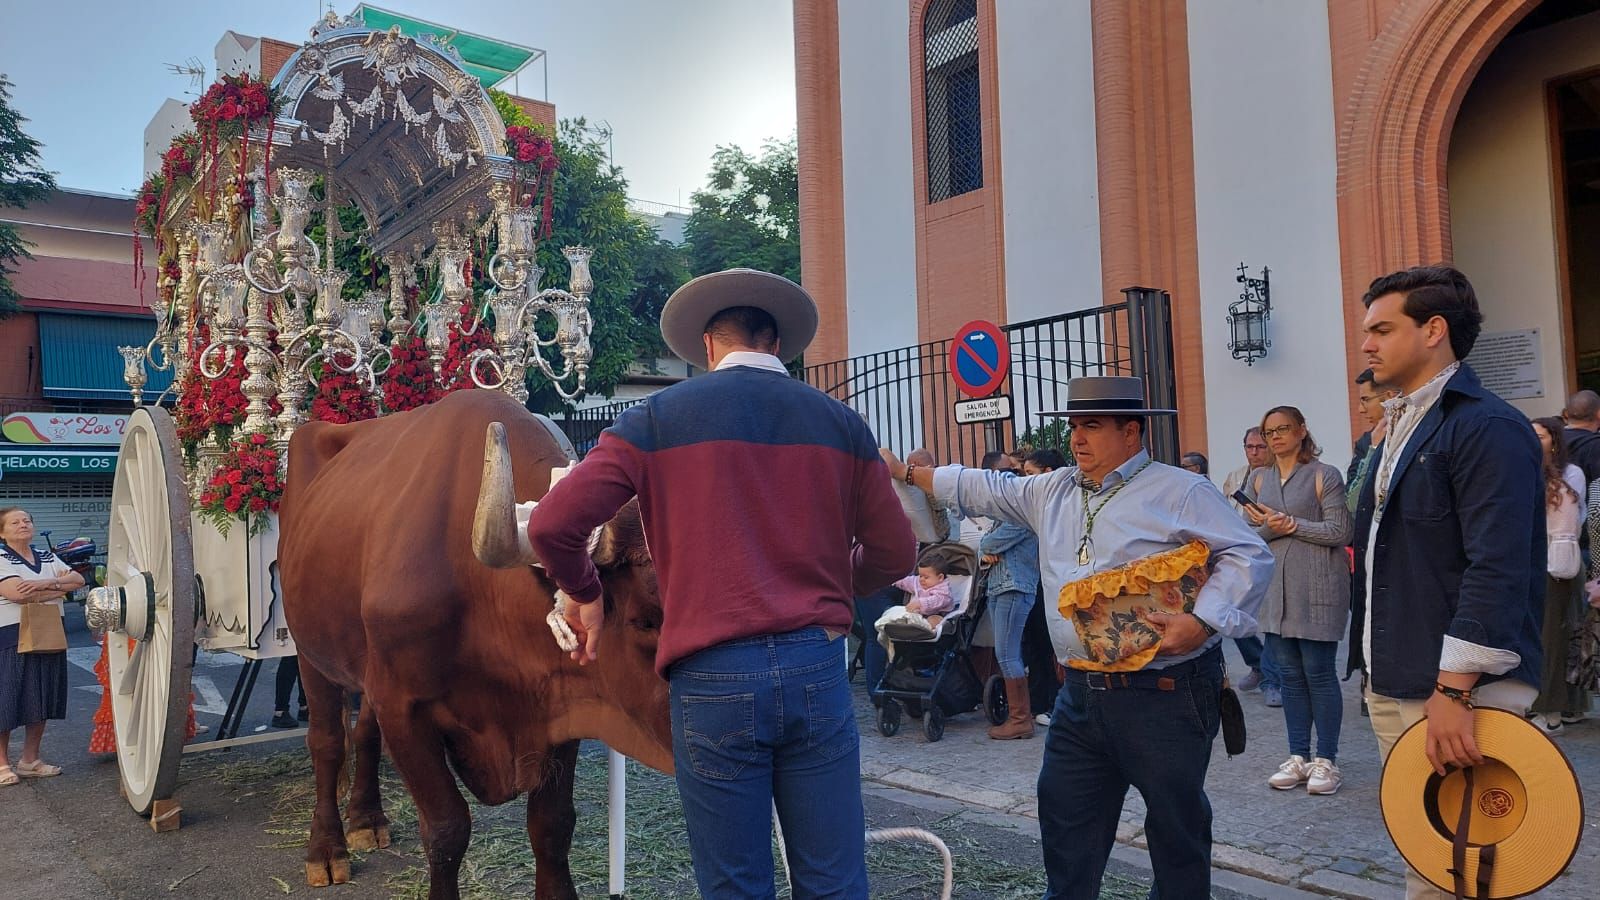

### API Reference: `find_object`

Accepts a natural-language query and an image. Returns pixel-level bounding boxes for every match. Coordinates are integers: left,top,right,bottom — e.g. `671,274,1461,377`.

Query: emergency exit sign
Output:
954,395,1013,424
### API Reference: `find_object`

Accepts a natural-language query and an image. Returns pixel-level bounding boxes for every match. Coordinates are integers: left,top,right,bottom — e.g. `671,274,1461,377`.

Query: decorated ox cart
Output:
85,11,595,827
86,12,956,897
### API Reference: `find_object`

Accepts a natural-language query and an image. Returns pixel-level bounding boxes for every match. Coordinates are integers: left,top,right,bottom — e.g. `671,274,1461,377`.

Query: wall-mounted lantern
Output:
1228,262,1271,366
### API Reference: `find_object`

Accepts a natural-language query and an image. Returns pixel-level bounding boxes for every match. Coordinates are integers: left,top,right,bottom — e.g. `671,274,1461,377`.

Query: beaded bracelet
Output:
1434,683,1475,709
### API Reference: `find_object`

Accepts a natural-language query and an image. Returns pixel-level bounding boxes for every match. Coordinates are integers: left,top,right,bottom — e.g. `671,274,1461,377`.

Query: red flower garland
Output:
197,434,283,538
189,74,277,212
504,125,560,238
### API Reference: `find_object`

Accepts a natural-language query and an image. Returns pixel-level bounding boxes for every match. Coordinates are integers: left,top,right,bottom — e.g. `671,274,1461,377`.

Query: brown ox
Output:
278,389,671,900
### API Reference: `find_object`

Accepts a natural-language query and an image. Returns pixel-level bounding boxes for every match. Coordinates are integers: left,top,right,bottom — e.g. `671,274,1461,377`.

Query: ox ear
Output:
591,500,649,569
472,422,541,568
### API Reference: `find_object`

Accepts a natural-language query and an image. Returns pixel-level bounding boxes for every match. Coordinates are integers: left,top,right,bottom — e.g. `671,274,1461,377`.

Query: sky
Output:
0,0,797,209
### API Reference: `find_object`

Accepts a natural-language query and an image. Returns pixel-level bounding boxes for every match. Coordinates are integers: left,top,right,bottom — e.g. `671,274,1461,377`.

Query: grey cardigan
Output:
1244,460,1354,642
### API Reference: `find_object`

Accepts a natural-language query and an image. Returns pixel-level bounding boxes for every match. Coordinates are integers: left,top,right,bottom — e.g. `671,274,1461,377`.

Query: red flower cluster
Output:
310,362,378,424
504,125,560,239
189,74,277,212
191,75,275,126
160,133,201,182
175,325,250,449
440,302,496,395
380,335,441,413
197,433,283,538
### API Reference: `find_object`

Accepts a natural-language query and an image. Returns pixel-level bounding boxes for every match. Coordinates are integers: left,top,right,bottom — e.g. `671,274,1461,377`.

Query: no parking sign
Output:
948,320,1010,398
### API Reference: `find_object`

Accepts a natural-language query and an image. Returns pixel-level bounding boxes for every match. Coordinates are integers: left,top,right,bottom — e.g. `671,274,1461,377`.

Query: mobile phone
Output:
1231,490,1264,511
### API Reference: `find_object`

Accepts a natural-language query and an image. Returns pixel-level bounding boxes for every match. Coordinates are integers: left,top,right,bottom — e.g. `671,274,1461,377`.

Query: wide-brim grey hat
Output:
1039,376,1177,417
659,268,819,370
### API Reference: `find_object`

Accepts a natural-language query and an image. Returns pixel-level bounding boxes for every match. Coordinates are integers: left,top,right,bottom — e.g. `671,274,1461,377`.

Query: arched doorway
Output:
1449,4,1600,409
1331,0,1544,414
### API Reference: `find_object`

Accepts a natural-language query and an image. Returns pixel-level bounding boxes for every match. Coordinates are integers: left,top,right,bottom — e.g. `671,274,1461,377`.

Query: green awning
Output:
354,4,541,88
0,446,119,478
37,313,174,402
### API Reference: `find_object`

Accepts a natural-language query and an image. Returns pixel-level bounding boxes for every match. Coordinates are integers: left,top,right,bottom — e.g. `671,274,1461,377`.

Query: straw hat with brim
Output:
659,269,818,370
1039,376,1177,417
1380,709,1583,898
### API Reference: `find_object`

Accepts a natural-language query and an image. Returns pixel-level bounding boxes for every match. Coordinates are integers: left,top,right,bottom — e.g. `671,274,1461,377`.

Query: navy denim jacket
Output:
1349,364,1544,699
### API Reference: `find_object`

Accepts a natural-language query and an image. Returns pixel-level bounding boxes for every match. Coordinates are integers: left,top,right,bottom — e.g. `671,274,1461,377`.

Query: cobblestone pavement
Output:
854,642,1600,899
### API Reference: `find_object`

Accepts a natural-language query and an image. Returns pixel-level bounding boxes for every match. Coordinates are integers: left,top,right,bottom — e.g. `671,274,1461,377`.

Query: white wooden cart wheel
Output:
86,407,196,816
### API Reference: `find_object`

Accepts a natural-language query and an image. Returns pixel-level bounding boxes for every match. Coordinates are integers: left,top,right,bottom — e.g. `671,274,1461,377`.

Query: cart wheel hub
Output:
85,572,156,641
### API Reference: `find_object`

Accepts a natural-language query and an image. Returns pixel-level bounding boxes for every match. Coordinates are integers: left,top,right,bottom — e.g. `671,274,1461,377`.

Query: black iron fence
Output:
800,287,1178,467
559,287,1177,467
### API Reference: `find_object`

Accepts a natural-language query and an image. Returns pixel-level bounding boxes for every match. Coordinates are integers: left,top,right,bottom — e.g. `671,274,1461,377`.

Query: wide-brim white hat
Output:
659,268,818,370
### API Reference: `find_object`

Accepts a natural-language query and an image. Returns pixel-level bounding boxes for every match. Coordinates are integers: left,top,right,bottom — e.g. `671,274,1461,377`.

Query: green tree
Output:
685,137,798,282
523,118,681,413
0,75,57,318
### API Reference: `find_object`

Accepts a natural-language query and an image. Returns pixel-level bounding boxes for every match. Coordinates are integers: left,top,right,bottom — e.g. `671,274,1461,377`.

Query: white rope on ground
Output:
866,827,954,900
773,806,954,900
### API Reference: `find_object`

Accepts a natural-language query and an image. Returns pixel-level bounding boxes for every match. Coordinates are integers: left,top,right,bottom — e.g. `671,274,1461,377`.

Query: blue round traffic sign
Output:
949,320,1010,398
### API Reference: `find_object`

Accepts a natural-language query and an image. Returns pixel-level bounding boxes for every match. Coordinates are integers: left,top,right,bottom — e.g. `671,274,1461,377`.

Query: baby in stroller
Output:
891,558,957,627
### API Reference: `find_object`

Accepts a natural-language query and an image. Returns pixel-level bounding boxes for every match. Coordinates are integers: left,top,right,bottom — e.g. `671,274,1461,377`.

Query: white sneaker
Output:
1034,712,1052,726
1268,755,1309,790
1537,714,1565,736
1306,757,1342,795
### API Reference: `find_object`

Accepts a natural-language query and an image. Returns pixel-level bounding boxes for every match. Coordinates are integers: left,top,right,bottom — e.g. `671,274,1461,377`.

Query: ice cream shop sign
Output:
1,412,128,445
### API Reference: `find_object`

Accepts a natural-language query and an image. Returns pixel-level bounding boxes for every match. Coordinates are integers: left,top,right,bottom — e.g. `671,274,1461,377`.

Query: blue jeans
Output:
1264,634,1342,762
1233,634,1281,691
1037,648,1223,900
853,585,900,704
989,588,1036,679
670,628,868,899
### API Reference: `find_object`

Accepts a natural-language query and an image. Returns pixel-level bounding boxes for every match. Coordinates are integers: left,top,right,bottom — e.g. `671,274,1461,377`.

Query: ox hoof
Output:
345,824,391,851
305,857,352,887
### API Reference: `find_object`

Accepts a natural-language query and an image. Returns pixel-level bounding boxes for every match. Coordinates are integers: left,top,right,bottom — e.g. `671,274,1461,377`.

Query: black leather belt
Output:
1065,646,1222,691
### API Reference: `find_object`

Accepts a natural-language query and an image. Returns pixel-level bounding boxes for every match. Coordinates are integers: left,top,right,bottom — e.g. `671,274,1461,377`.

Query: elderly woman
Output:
1245,407,1353,796
0,507,82,784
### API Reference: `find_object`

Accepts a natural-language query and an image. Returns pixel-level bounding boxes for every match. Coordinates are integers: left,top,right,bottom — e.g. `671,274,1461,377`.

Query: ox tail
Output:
472,421,541,568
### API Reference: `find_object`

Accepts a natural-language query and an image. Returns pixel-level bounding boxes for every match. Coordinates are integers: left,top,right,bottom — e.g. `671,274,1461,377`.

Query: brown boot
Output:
987,677,1035,740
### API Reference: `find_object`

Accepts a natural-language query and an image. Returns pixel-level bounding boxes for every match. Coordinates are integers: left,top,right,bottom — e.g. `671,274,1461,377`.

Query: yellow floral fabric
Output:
1059,541,1211,672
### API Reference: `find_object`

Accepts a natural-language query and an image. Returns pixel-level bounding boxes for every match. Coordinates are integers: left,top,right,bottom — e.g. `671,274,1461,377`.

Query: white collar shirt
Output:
713,351,788,375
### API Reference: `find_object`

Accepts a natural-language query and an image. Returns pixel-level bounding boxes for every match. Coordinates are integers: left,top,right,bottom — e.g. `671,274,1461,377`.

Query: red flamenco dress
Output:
88,634,197,753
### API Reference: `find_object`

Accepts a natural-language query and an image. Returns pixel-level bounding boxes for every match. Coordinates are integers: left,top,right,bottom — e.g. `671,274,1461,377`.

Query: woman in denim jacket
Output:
981,509,1041,739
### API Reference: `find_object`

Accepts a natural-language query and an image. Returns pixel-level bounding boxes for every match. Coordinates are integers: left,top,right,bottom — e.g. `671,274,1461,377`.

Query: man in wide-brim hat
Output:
528,268,915,899
884,377,1274,900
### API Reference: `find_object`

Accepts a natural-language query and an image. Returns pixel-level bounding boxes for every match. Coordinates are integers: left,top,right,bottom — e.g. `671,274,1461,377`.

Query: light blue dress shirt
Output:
933,449,1273,669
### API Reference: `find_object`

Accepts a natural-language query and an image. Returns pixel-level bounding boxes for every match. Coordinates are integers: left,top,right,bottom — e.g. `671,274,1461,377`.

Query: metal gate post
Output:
1121,286,1180,465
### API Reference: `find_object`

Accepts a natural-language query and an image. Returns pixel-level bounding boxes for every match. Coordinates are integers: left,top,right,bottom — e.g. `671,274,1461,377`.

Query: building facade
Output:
794,0,1600,473
0,187,168,550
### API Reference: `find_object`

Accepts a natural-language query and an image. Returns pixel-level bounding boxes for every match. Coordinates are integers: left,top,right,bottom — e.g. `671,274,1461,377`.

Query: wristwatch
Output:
1192,615,1218,638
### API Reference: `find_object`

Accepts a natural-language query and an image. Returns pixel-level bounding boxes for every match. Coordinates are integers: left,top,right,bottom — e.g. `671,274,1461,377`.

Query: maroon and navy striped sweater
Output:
526,363,917,676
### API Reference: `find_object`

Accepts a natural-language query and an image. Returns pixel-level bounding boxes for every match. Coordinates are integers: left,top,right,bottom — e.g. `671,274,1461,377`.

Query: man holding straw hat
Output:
1352,266,1546,899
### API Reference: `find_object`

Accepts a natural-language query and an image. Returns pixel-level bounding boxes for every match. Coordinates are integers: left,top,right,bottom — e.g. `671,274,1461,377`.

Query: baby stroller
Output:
872,542,992,742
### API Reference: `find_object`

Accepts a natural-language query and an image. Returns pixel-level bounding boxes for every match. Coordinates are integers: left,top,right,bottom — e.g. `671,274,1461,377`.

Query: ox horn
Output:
472,422,540,568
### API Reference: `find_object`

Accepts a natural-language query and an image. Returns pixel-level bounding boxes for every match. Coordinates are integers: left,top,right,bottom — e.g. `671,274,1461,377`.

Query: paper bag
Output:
19,603,67,654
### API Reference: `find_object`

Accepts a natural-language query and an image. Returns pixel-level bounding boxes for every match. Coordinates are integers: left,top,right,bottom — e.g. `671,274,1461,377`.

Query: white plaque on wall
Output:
1467,328,1543,401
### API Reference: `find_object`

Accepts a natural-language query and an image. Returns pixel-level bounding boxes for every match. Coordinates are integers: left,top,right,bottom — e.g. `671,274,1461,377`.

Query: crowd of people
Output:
3,262,1592,899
